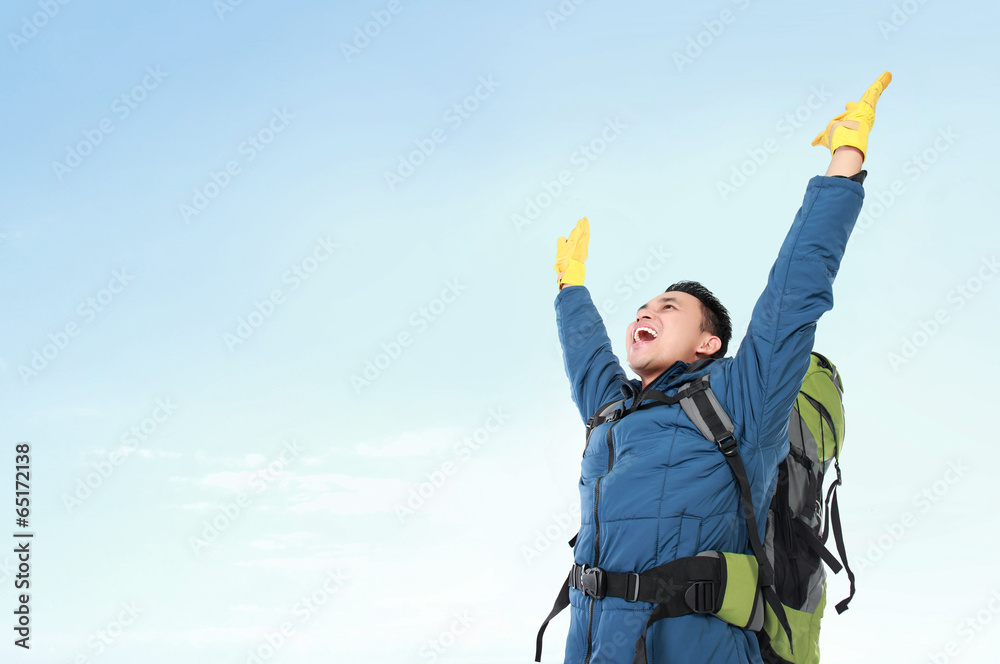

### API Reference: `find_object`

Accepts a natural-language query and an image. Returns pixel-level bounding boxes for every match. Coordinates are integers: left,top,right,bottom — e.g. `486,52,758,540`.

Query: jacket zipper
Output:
583,371,691,662
584,422,618,664
582,365,716,660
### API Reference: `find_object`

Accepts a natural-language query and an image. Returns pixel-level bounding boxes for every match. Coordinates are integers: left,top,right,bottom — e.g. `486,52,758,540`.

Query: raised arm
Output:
725,72,892,448
553,218,628,423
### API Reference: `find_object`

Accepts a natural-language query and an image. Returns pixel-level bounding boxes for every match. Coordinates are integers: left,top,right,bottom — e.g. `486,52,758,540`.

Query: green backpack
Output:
761,351,854,663
678,351,854,664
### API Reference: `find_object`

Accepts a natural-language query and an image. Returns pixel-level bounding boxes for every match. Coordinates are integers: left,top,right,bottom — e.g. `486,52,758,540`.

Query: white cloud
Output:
234,555,356,571
353,426,465,458
245,531,318,550
135,448,182,459
284,474,406,514
175,501,216,511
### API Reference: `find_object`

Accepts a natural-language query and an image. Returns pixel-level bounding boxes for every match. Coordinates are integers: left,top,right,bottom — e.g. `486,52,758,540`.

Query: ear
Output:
696,335,722,359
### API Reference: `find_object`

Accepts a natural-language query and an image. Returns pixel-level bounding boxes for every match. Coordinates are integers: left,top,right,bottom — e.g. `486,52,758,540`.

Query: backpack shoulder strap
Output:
586,397,625,436
583,373,700,443
584,374,639,441
674,375,795,653
676,375,735,444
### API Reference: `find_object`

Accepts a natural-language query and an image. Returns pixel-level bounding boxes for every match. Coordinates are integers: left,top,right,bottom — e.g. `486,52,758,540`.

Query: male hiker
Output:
540,72,892,663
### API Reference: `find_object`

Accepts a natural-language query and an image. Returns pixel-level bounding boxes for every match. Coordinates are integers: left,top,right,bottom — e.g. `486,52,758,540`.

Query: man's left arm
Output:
726,72,892,448
726,173,863,449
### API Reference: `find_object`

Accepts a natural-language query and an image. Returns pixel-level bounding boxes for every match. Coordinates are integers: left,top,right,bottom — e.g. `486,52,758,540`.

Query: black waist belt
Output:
568,558,723,612
536,556,725,663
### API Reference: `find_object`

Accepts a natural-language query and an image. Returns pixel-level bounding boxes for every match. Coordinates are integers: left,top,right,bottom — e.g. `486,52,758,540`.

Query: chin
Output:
626,354,650,373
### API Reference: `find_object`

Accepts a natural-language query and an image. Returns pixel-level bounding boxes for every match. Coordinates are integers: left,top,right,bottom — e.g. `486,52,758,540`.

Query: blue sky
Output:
2,0,999,662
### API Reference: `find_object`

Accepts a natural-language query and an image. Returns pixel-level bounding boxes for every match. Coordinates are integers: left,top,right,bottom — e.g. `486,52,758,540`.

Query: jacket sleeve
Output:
724,175,864,451
555,286,629,424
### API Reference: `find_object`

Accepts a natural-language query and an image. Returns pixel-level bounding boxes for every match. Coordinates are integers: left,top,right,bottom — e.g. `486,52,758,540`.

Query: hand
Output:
554,217,589,290
812,71,892,162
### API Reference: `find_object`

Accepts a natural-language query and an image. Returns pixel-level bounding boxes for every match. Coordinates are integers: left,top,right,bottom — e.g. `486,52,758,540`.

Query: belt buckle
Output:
580,567,607,600
684,580,718,613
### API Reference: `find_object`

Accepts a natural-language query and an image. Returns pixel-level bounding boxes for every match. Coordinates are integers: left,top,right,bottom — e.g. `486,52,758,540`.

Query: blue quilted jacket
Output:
553,175,864,663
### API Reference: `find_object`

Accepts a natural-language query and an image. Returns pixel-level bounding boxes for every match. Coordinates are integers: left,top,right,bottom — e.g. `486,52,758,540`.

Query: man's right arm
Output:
555,285,628,425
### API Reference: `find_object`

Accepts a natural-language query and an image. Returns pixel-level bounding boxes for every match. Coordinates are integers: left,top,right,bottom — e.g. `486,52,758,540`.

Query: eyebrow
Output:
637,296,679,315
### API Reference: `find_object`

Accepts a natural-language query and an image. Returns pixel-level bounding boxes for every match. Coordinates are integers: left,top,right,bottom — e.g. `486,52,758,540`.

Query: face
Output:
625,291,720,386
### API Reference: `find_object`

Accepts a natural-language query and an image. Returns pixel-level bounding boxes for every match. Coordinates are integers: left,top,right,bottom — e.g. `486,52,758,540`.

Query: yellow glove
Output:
812,71,892,162
554,217,589,289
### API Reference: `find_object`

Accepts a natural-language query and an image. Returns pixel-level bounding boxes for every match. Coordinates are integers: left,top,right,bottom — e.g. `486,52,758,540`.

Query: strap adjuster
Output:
625,572,640,602
580,567,607,599
683,580,718,614
716,434,738,457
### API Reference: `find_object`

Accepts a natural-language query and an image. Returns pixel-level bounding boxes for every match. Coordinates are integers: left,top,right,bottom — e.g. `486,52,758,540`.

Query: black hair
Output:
664,280,732,359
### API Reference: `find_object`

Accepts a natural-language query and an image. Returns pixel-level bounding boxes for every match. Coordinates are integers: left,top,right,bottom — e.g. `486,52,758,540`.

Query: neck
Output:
639,367,669,392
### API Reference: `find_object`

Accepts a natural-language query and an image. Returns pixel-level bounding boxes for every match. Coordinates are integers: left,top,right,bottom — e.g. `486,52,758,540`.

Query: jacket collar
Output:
609,359,720,419
630,357,716,394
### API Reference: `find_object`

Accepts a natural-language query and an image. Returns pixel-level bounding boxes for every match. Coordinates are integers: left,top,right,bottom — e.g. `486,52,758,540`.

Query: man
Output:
544,72,892,663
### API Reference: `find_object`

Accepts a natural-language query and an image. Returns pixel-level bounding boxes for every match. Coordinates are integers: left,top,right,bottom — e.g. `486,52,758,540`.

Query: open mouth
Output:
632,325,658,348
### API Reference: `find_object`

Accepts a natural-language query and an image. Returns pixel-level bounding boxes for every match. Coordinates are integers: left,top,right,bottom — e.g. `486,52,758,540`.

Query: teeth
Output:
633,326,658,343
